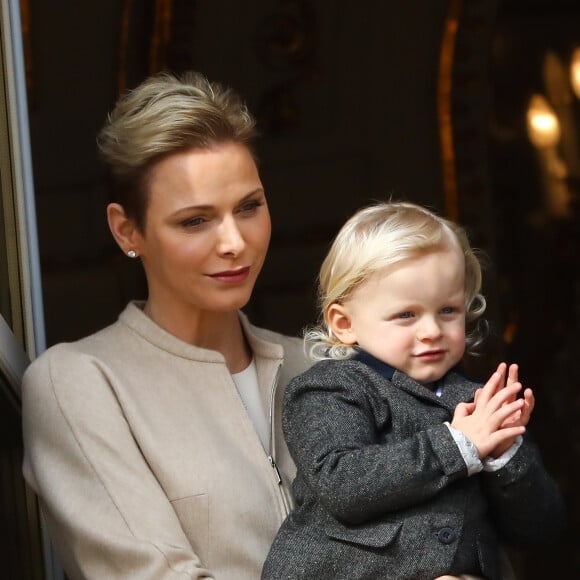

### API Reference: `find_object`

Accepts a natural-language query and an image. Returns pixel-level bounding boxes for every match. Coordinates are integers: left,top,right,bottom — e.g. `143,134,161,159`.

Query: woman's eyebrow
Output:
169,189,266,218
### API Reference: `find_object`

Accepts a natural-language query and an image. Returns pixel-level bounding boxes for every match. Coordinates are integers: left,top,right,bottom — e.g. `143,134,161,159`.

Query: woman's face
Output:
134,142,271,319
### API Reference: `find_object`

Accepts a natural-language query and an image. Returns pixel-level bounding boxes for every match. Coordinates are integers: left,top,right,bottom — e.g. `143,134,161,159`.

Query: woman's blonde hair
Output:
97,71,257,231
306,201,487,360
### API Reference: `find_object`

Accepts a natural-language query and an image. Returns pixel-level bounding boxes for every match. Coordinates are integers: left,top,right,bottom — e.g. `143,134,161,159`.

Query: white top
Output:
232,359,269,451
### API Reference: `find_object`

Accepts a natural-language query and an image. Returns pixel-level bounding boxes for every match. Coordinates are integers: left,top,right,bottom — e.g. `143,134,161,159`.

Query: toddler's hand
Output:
486,363,535,458
451,363,526,459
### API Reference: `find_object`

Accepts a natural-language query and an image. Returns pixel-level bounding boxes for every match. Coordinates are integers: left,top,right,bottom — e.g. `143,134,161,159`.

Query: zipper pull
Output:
268,455,282,484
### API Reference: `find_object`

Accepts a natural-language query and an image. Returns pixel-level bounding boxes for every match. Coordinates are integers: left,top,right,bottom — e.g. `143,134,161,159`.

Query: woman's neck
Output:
143,301,252,373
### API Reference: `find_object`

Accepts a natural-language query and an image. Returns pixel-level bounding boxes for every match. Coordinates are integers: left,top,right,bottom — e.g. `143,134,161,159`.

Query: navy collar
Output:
353,348,466,385
353,349,397,380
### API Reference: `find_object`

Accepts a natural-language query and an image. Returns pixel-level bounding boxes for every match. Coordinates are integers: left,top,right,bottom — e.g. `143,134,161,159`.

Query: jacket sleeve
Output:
283,363,468,524
21,346,214,580
482,435,565,548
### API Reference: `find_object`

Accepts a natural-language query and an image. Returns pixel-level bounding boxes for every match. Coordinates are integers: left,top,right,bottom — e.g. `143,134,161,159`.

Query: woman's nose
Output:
217,216,245,256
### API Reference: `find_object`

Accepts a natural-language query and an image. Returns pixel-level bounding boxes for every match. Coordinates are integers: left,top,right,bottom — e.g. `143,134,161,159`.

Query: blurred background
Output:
1,0,579,577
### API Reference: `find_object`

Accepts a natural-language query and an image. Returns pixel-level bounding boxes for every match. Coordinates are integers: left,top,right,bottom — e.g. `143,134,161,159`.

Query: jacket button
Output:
437,527,457,544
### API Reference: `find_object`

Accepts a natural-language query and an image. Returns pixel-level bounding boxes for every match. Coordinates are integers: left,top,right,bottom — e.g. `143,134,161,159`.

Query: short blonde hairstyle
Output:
97,71,257,230
307,201,487,360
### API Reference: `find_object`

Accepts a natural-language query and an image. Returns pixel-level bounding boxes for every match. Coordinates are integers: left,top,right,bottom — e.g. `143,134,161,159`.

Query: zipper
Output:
267,364,291,513
268,455,282,484
268,453,291,513
268,364,281,460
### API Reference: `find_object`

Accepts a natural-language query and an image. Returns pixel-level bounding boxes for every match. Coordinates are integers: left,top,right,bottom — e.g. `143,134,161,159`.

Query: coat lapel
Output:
391,369,480,413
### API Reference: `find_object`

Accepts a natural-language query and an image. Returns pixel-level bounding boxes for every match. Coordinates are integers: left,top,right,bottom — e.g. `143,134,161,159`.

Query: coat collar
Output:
119,301,284,364
353,349,478,409
238,311,284,362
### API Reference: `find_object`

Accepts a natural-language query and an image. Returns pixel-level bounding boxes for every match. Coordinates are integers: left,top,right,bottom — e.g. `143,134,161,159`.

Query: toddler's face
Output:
336,246,466,385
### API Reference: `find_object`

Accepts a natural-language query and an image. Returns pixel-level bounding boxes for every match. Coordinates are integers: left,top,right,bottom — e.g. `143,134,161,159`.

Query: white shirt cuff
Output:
444,422,483,476
482,435,523,471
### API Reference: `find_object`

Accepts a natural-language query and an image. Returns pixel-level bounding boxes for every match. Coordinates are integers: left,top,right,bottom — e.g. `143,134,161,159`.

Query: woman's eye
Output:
238,200,263,214
181,216,207,228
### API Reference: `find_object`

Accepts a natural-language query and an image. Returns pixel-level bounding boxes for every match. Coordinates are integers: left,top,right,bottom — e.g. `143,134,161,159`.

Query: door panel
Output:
0,314,44,579
0,0,60,578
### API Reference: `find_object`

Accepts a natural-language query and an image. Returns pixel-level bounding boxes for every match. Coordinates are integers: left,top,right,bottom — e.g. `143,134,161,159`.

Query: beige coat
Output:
22,302,310,579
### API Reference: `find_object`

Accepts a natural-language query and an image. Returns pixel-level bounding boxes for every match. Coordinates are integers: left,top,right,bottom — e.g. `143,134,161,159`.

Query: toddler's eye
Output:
441,306,455,314
398,311,414,319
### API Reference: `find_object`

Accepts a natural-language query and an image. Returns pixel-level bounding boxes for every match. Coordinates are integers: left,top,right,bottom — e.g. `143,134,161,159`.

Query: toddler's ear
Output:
327,303,357,345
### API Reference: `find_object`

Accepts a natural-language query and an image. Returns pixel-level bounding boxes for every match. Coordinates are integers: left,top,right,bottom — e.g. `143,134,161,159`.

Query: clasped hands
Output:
451,362,535,460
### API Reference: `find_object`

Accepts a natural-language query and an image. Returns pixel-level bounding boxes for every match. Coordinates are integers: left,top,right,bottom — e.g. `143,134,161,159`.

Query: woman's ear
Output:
107,203,142,256
327,303,357,345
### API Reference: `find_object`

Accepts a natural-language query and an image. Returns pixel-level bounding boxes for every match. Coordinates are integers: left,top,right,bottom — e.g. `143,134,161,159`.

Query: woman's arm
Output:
22,347,214,580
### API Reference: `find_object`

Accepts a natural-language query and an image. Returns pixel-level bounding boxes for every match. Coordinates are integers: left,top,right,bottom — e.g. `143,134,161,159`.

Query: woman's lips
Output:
209,267,250,283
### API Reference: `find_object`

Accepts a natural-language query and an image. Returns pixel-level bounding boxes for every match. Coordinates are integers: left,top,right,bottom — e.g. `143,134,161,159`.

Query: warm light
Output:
531,114,557,133
571,47,580,99
526,94,561,148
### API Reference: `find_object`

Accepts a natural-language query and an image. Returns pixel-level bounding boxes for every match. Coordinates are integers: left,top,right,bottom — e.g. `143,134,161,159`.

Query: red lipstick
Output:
209,267,250,283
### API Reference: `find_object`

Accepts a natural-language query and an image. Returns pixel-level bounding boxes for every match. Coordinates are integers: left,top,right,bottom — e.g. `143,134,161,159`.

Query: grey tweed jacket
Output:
262,357,564,580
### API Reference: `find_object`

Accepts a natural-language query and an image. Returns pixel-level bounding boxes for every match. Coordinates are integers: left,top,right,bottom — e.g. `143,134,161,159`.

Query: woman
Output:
22,71,310,579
